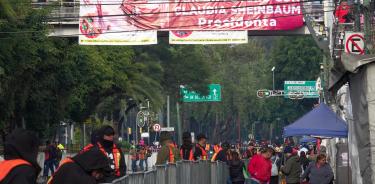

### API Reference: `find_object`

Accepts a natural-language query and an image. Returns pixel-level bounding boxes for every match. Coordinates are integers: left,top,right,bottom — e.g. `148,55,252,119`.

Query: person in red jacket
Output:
247,147,273,184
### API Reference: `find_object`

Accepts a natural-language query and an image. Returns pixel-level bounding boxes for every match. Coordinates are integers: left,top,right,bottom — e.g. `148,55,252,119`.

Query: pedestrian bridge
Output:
100,160,229,184
33,1,326,37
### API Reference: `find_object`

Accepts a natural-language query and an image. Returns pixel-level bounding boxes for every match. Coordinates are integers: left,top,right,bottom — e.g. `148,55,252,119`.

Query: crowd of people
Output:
0,127,335,184
129,141,152,172
155,131,335,184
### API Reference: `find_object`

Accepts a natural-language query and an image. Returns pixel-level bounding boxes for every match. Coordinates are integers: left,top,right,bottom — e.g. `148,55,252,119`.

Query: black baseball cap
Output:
101,126,115,136
197,133,207,141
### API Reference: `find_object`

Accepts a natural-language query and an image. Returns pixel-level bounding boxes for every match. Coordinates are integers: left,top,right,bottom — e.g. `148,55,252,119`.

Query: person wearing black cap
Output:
180,132,194,160
194,133,208,160
96,125,126,181
0,129,41,184
156,131,181,164
79,125,126,182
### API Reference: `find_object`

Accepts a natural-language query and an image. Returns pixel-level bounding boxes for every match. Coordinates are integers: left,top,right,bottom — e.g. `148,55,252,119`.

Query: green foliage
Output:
0,0,323,143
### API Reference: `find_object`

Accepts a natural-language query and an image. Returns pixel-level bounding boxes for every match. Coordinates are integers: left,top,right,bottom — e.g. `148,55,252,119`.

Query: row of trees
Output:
0,0,323,143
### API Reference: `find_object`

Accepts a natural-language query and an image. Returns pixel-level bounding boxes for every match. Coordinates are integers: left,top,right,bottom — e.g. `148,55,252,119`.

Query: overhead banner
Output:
121,0,304,30
79,0,157,45
169,31,248,44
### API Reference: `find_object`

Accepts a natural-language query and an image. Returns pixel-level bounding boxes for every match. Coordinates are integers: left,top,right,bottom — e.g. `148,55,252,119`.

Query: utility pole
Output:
147,100,151,145
271,66,276,90
176,102,182,145
269,123,273,144
167,95,170,127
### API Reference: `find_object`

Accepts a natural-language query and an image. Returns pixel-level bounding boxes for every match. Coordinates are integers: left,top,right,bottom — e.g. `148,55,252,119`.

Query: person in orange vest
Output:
180,132,194,160
156,131,181,164
79,125,126,182
48,146,111,184
0,129,41,184
96,126,126,180
194,133,208,160
212,142,230,162
138,145,146,171
129,145,138,172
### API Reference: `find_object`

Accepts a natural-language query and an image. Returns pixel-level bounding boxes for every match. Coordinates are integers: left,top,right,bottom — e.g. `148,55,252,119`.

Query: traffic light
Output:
257,90,270,98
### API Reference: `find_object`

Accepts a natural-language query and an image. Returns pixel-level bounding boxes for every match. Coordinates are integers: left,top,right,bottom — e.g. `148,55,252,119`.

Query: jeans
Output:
145,158,148,171
43,160,55,176
139,159,144,171
131,160,138,172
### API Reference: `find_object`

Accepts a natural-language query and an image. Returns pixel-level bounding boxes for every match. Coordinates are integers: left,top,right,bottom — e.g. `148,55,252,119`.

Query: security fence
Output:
101,160,229,184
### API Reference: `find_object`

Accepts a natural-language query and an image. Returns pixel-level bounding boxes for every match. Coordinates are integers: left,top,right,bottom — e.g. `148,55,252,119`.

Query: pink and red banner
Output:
121,0,304,30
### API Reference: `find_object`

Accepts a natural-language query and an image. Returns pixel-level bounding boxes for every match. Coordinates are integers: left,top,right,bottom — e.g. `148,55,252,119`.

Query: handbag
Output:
271,157,279,176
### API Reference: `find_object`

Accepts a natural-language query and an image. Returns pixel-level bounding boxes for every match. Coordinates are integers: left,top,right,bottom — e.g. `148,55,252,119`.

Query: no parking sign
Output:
153,123,161,132
345,32,365,55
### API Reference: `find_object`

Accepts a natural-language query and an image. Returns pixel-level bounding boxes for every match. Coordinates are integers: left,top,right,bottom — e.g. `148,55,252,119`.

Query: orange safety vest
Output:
80,143,94,154
213,145,221,153
180,148,194,161
168,144,176,163
47,158,74,184
97,143,122,176
197,144,207,160
211,147,223,161
205,144,210,151
0,159,31,181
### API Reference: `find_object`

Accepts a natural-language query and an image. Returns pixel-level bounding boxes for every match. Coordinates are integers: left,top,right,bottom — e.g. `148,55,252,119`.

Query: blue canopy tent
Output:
283,103,348,138
300,136,317,143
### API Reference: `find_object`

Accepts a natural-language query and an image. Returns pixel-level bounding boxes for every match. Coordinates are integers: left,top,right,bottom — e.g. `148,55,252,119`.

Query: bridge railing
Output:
101,160,229,184
32,1,80,23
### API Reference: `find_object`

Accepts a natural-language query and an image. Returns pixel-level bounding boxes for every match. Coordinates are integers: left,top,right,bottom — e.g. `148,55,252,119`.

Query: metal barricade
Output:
218,161,230,184
210,161,218,184
155,165,167,184
190,161,200,184
201,160,211,184
178,161,192,184
99,159,230,184
144,170,156,184
166,163,177,184
127,172,143,184
112,175,128,184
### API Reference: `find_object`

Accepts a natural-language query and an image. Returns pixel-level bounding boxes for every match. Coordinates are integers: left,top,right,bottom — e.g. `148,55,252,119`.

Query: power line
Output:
3,0,336,23
58,0,328,19
0,8,335,36
15,0,329,6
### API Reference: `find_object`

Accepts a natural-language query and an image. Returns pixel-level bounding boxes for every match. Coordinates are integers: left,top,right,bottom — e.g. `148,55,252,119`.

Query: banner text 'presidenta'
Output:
120,0,304,30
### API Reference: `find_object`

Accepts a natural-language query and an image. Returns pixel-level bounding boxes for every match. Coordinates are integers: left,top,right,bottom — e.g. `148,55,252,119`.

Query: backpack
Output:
271,156,279,176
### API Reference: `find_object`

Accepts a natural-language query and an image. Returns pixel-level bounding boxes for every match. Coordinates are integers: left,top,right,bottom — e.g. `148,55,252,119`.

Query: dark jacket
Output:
215,149,228,162
49,147,111,184
300,156,310,171
301,162,334,184
1,129,41,184
180,141,193,160
97,126,127,179
281,155,302,183
228,160,245,183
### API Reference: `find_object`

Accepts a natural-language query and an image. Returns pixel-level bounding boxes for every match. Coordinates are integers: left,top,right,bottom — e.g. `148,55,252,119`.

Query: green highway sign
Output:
284,81,319,99
181,84,221,102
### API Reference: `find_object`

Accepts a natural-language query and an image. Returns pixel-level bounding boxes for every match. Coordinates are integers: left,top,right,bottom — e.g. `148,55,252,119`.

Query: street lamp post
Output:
271,66,275,90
